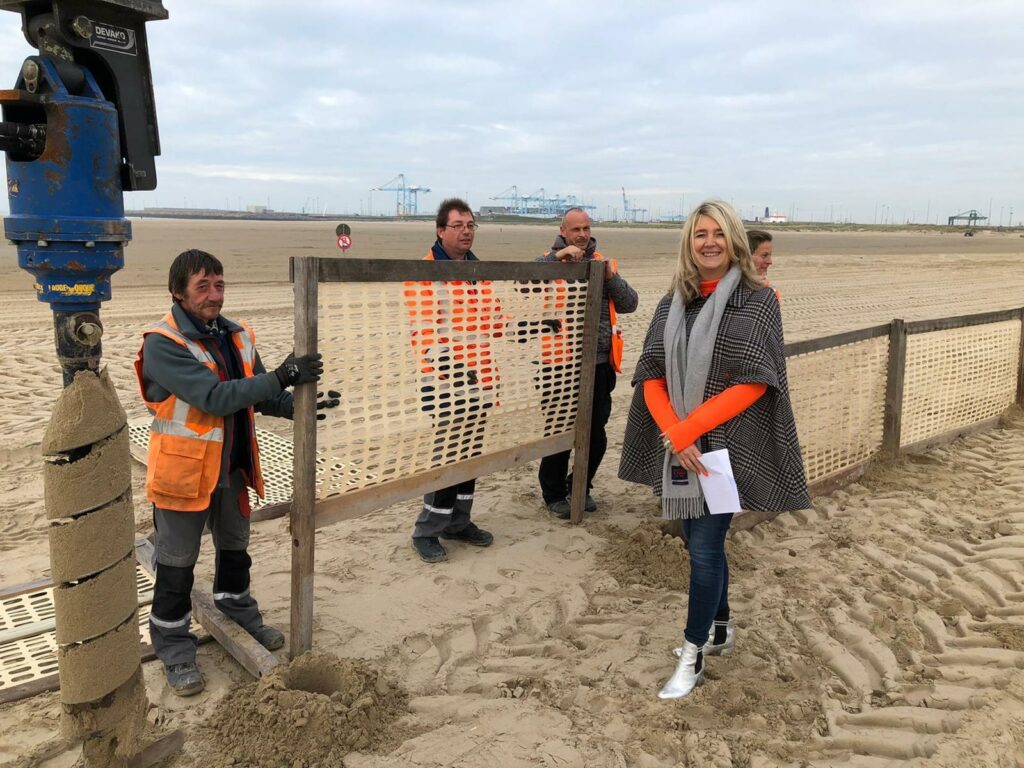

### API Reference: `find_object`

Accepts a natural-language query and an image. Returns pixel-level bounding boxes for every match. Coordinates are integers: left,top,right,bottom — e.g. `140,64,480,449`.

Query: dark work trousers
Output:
681,510,733,647
414,392,489,539
538,362,616,504
149,469,265,667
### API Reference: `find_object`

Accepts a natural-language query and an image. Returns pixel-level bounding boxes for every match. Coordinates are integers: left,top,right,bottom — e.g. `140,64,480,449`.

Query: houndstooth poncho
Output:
618,283,811,516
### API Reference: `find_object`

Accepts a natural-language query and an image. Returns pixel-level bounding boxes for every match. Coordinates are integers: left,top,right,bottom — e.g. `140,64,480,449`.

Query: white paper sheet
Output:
696,448,742,515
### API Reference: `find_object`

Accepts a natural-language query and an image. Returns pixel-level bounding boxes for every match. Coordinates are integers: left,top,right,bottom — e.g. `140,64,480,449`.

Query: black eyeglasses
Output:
444,222,479,232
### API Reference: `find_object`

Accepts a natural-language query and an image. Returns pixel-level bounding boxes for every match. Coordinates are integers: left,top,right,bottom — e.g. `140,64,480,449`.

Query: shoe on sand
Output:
251,624,285,651
412,537,448,563
165,661,204,697
441,522,494,547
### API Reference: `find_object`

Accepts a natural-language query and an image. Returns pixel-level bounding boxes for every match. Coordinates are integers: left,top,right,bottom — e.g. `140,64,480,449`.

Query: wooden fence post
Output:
1017,307,1024,408
882,318,907,457
290,257,319,658
568,260,606,524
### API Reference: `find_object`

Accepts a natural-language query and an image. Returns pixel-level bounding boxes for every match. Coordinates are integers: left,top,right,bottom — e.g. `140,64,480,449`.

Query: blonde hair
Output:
671,199,763,302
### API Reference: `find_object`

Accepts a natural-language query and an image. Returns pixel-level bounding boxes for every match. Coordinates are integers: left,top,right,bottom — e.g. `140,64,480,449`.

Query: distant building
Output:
246,204,274,214
479,205,511,216
757,212,788,224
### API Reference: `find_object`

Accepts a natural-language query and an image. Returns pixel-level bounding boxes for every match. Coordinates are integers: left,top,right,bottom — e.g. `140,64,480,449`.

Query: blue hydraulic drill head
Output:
0,1,166,383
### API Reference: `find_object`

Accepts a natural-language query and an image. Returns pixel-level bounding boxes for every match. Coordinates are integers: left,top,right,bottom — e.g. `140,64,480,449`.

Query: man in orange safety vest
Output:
136,249,337,695
405,199,497,563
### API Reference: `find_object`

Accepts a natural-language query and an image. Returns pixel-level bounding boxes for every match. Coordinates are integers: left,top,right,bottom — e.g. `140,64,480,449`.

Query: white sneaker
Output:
673,618,735,659
658,640,705,699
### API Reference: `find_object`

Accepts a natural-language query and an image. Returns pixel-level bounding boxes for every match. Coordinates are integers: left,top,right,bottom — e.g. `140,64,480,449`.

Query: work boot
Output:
251,624,286,651
441,522,494,547
412,537,448,563
658,640,704,699
674,618,735,659
546,499,571,520
165,661,204,697
585,494,598,513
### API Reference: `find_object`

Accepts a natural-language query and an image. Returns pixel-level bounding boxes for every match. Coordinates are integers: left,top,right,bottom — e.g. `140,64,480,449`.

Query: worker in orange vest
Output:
536,208,638,519
135,249,337,696
405,199,497,563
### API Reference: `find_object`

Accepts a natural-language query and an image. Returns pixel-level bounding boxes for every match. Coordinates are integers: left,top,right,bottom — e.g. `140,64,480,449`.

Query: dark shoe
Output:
441,522,494,547
251,624,285,651
412,537,448,563
546,499,571,520
585,494,597,512
165,661,204,697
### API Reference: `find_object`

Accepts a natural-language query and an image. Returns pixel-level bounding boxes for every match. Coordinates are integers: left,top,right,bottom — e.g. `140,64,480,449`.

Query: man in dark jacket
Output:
535,208,638,518
136,249,335,696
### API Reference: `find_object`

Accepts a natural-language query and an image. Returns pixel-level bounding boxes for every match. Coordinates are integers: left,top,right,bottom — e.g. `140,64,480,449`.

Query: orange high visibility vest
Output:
538,251,624,372
134,312,265,512
596,254,625,374
403,251,501,386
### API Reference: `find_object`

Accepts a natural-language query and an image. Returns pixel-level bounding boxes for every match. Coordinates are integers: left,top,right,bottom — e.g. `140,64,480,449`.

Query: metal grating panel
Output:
0,565,201,692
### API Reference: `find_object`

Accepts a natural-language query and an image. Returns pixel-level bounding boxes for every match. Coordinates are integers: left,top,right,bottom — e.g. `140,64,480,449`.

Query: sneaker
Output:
441,522,494,547
165,661,204,697
251,624,285,651
545,499,571,520
585,494,597,513
412,536,448,563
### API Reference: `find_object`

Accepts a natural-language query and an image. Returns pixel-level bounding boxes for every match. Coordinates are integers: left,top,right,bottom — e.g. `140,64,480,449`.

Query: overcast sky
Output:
2,1,1022,224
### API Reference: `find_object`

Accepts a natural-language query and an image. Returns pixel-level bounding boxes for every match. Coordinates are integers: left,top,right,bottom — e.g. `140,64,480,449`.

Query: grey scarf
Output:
661,265,742,519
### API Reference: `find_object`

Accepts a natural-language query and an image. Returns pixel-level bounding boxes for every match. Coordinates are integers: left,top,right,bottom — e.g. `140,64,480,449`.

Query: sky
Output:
1,0,1023,224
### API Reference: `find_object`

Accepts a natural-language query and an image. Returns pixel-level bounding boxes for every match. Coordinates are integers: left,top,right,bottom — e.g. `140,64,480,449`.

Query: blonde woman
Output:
619,200,809,699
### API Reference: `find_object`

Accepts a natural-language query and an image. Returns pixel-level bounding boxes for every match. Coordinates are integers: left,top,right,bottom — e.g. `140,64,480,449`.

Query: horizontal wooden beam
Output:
314,432,574,530
127,729,186,768
808,462,872,498
905,308,1022,335
900,415,1004,455
297,257,591,284
134,540,279,679
0,576,53,601
785,324,890,358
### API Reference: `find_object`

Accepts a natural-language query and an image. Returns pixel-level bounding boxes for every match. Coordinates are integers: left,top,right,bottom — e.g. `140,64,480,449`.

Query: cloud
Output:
0,1,1022,221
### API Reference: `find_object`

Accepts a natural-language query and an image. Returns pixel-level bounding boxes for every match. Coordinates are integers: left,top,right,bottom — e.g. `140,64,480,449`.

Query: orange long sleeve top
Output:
644,279,768,452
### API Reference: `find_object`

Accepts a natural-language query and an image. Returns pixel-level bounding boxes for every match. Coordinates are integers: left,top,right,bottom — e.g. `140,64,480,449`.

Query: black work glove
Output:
316,390,341,421
540,318,562,334
274,352,323,388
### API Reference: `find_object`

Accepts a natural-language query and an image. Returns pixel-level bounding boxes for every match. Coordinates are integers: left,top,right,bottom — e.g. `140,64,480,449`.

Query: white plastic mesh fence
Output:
788,336,890,484
315,277,591,498
900,320,1022,447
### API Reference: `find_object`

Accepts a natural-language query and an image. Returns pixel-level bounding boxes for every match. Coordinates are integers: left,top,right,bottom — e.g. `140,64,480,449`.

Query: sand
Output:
1,221,1024,766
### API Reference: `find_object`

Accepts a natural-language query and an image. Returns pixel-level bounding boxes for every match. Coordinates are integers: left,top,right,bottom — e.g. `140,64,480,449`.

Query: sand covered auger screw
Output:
1,1,181,764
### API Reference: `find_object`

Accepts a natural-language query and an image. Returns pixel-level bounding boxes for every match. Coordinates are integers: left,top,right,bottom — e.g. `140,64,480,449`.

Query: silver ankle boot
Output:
658,640,704,699
672,618,735,659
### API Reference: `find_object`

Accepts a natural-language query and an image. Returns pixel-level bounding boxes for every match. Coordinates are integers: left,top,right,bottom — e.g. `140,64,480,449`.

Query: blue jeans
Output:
682,512,733,647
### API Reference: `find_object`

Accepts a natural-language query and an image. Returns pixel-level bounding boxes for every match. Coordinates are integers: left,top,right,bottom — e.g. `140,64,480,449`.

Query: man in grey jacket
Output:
136,249,336,696
536,209,638,518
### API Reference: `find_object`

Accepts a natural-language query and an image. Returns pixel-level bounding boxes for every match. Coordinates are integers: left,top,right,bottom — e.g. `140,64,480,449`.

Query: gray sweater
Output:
536,237,639,360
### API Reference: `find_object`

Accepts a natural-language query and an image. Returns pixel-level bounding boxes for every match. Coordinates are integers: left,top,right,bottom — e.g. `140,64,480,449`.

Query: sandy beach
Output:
2,221,1024,767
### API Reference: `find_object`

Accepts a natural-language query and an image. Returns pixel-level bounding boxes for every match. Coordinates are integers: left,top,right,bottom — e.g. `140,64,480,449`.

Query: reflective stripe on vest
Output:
134,311,264,511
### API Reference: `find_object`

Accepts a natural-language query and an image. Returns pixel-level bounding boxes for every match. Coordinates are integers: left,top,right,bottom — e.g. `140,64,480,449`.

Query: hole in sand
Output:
278,662,348,696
